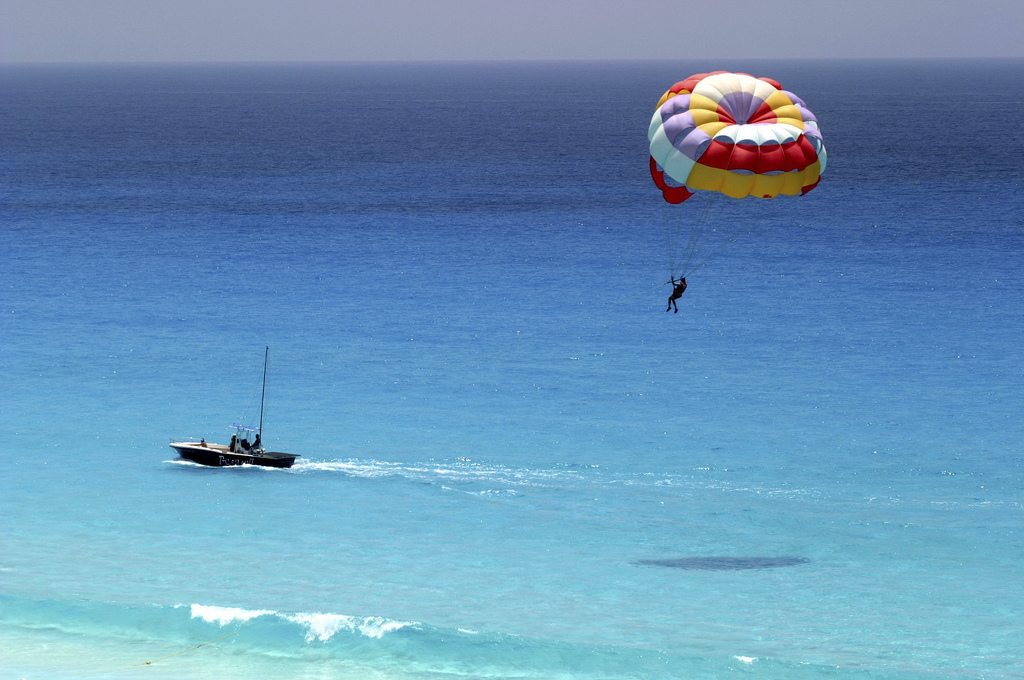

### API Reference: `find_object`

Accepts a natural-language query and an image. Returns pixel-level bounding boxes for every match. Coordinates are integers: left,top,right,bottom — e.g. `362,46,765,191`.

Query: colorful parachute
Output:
648,71,826,204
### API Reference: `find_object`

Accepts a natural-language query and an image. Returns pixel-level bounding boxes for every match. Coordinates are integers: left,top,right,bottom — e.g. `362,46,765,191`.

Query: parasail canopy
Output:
648,71,826,204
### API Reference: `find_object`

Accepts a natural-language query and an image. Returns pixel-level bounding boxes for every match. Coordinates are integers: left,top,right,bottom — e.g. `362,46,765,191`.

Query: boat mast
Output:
259,346,268,445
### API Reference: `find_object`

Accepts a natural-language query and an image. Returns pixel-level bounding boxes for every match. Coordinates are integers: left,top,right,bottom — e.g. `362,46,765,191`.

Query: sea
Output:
1,59,1022,679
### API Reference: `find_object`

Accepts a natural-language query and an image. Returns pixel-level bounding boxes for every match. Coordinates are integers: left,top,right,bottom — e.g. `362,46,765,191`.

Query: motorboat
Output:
170,428,297,468
170,347,299,469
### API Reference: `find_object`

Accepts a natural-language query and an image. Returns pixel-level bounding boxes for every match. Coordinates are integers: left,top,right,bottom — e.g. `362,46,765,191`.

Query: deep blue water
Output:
1,60,1022,679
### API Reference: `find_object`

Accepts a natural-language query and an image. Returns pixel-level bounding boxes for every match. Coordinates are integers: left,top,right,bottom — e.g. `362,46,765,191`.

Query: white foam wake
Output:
290,457,582,490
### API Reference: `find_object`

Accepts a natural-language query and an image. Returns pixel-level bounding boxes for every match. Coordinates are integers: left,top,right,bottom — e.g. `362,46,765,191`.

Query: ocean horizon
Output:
1,58,1022,679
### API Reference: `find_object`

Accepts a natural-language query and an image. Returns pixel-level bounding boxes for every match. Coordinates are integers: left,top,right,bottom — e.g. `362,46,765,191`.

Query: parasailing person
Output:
666,276,687,313
647,70,827,312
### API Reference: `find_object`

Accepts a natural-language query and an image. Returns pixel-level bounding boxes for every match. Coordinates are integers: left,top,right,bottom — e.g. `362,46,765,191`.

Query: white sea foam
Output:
284,613,353,642
355,616,417,639
188,603,415,641
284,612,417,641
190,604,275,626
735,656,757,664
474,489,519,497
292,459,398,476
290,457,579,489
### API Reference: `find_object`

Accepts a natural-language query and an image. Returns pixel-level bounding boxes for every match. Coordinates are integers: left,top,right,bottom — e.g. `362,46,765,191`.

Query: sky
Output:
2,0,1022,63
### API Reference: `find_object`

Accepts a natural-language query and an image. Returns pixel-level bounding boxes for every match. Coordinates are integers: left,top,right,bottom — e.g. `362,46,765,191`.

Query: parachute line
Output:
666,198,714,279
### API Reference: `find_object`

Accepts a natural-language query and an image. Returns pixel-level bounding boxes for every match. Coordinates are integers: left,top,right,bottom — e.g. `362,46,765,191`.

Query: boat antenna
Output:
259,346,268,444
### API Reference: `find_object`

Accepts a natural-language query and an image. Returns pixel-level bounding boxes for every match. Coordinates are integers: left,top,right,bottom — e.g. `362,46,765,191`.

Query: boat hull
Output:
170,442,297,468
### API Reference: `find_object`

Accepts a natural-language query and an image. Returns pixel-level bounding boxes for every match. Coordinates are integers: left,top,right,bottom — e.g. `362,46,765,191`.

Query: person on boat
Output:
240,437,251,451
252,434,261,451
200,438,207,447
666,276,687,314
229,434,238,452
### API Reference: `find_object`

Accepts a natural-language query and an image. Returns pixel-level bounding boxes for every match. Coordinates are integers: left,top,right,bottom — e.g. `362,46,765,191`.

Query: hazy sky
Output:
2,0,1022,63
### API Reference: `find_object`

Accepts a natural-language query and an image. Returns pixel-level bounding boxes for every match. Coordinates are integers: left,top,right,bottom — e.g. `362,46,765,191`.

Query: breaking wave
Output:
185,603,418,642
0,593,706,678
0,593,938,679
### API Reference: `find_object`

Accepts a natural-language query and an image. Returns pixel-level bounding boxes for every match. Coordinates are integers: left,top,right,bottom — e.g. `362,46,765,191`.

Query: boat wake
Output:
288,456,594,493
167,454,821,505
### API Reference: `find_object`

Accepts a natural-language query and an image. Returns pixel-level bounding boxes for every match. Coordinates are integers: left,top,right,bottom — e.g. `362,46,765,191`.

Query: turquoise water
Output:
1,60,1022,678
